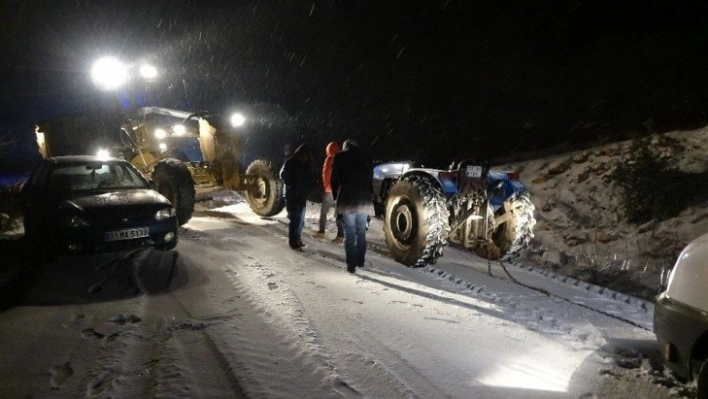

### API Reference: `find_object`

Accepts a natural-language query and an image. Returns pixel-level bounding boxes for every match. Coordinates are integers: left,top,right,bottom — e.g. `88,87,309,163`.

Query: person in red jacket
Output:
314,141,344,243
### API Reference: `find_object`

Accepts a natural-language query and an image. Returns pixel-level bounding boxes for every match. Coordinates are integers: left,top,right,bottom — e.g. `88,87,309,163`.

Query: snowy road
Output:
0,194,681,398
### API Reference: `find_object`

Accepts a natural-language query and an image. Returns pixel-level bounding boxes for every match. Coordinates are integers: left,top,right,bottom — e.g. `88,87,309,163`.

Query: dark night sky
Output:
2,0,708,171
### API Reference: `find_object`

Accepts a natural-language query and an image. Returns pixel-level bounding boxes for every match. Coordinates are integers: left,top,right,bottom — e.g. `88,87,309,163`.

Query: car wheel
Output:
698,359,708,399
156,240,178,251
23,218,55,262
383,175,449,267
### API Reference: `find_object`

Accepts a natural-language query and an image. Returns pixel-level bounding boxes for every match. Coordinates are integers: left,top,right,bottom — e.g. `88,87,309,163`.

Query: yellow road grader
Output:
34,106,287,224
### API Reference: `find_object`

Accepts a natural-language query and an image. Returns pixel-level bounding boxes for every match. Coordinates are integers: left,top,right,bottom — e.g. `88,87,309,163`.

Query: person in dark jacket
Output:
280,144,314,250
314,141,345,243
330,139,374,273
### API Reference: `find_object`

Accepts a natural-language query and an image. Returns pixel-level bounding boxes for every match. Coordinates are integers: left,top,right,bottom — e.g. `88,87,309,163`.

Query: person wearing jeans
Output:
330,139,374,273
315,141,344,243
280,144,313,250
340,213,369,269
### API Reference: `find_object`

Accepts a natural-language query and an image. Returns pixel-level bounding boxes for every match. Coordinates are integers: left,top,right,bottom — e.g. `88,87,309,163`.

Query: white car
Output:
654,232,708,396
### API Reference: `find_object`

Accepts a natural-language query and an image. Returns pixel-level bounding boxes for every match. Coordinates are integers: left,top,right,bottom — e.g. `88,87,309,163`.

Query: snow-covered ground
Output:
0,191,692,398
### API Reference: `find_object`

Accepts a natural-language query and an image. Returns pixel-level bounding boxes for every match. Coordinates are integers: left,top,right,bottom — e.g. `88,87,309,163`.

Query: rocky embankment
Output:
497,128,708,300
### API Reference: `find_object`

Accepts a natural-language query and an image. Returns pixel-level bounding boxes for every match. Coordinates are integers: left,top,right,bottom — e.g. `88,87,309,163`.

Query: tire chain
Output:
407,175,449,267
500,192,536,263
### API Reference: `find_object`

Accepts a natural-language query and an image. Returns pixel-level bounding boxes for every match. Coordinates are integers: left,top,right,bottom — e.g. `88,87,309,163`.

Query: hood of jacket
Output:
325,142,340,157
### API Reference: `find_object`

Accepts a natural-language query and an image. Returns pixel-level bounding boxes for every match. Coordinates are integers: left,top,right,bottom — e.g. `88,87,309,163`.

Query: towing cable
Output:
488,254,653,332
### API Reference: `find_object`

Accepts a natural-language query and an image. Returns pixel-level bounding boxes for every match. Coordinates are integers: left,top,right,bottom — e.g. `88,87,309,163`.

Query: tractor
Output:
34,106,289,225
374,160,536,266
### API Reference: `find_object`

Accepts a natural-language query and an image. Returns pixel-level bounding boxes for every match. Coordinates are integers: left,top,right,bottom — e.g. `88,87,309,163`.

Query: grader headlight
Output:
91,56,128,91
230,113,246,127
172,124,186,136
154,128,167,139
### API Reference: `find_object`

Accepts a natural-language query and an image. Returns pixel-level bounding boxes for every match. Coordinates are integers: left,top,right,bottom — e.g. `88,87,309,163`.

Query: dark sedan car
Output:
22,155,178,256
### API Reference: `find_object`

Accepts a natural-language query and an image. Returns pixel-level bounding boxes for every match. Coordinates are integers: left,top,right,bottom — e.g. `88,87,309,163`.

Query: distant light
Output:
96,149,110,159
159,143,167,152
230,113,246,127
173,124,186,136
154,128,167,139
91,56,128,91
139,64,158,80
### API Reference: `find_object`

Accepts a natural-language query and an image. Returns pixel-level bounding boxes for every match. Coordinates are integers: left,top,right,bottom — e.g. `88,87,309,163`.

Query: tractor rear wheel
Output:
490,192,535,262
244,159,285,217
152,158,195,226
383,175,449,267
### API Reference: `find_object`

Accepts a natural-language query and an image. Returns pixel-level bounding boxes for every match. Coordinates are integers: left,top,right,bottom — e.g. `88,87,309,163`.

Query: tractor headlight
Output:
155,208,176,221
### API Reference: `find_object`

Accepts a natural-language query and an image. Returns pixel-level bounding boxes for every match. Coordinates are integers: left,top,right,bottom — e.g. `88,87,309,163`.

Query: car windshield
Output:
48,161,149,192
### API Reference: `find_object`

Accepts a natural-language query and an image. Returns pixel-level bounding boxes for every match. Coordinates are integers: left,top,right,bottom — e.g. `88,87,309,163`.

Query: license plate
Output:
105,227,150,242
465,165,483,178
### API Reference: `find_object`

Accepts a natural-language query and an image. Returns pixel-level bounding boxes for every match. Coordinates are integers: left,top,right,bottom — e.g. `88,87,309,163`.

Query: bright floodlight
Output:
230,113,246,127
172,124,186,136
139,64,158,80
91,56,128,91
154,128,167,139
96,149,110,159
158,143,167,152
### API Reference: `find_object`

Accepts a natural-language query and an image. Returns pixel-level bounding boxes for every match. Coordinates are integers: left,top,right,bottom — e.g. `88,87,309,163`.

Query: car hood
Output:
63,189,171,211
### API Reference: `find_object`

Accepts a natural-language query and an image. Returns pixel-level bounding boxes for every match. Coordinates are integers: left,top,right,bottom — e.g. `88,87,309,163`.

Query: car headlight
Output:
155,208,176,221
64,214,90,228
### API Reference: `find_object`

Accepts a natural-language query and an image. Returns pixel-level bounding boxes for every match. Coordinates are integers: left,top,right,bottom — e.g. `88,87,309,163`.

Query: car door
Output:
22,162,51,236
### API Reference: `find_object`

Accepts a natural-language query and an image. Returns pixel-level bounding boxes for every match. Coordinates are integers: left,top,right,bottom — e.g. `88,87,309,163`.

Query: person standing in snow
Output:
330,139,374,273
314,141,345,243
280,144,314,251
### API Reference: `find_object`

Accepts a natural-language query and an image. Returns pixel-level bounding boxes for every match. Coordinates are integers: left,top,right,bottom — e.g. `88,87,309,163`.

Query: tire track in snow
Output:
174,238,354,397
343,327,451,398
62,248,248,398
221,254,354,397
184,216,625,355
346,264,609,352
221,228,475,397
183,224,454,397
